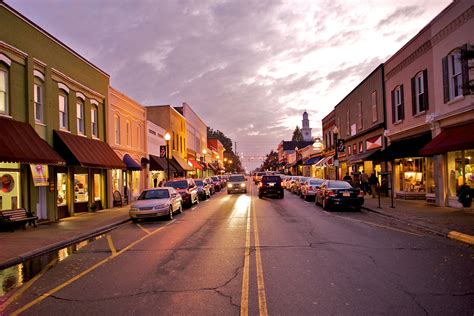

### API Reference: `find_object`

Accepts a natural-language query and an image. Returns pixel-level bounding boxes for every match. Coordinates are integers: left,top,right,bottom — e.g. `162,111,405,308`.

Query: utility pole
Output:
234,141,237,154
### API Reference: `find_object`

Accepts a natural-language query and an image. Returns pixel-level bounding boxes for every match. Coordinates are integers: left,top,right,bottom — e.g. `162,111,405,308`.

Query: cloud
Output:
377,5,423,28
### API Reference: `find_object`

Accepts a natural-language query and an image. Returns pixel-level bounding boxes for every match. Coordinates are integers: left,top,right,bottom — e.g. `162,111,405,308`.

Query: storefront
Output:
149,154,175,184
54,130,125,217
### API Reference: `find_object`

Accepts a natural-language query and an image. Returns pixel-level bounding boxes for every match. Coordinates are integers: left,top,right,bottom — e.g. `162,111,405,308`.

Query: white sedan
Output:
129,188,183,222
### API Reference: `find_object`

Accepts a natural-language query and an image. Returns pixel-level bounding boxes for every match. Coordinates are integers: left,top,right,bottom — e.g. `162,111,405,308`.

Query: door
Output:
37,186,47,220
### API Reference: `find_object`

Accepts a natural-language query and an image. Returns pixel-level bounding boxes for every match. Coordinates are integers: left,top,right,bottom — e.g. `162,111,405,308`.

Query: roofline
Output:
182,102,208,128
1,1,109,78
146,104,185,120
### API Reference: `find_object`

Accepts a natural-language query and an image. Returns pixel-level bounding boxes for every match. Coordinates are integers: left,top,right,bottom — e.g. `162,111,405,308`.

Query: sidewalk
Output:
362,196,474,245
0,206,130,269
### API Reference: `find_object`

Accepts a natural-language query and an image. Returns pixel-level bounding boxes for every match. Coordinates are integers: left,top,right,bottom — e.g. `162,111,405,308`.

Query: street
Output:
6,180,474,315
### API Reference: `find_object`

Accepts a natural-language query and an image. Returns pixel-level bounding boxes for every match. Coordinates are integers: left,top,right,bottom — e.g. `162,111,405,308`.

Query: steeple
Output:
301,111,312,141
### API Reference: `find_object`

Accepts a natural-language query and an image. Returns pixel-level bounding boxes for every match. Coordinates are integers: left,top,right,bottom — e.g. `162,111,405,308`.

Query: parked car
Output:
218,175,227,188
300,178,325,201
211,176,222,192
204,177,215,195
164,178,199,206
129,188,183,221
254,172,266,184
292,177,308,195
285,176,297,190
315,180,364,211
227,174,247,194
258,175,284,199
194,179,211,200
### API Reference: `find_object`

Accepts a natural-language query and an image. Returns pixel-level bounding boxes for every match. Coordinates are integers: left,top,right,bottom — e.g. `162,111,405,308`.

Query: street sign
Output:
160,146,167,158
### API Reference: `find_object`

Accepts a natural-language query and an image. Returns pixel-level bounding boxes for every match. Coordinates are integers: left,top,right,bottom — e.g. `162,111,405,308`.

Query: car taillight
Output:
258,182,263,187
358,190,364,197
308,186,313,191
327,190,335,197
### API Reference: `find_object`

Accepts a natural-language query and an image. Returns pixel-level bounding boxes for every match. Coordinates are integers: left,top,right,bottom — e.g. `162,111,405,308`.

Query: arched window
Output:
76,97,85,134
34,71,45,122
0,54,11,116
91,105,98,138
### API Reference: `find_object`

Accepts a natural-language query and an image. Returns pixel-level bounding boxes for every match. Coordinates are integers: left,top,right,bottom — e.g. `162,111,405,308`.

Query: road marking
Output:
252,192,268,316
136,223,151,235
448,231,474,245
240,199,251,316
106,234,117,256
0,258,58,313
11,220,176,316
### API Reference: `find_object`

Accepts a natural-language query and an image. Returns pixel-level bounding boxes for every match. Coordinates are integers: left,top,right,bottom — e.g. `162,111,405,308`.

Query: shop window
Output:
448,150,473,197
0,163,20,210
34,77,44,123
91,105,98,138
396,158,425,193
74,174,89,202
59,92,69,130
112,169,121,192
0,68,8,116
76,99,85,135
94,173,101,201
132,170,140,198
57,173,67,206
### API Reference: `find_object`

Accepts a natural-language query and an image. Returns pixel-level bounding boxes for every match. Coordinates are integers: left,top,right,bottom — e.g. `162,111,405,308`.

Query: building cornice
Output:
51,67,105,100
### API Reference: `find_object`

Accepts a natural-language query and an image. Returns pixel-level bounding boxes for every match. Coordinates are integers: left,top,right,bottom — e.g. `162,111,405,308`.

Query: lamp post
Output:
164,132,171,180
202,149,207,177
333,126,339,180
295,147,299,175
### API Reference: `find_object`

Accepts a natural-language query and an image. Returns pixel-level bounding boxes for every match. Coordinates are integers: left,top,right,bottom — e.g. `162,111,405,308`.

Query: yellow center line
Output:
252,186,268,316
240,188,251,316
136,223,151,235
11,220,175,316
106,234,117,256
0,258,58,313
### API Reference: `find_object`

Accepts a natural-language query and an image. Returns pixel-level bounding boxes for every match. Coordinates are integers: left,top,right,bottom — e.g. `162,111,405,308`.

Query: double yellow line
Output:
240,183,268,316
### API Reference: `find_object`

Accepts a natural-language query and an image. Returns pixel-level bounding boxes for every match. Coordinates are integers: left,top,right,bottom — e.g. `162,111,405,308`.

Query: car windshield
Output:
328,181,353,189
263,176,281,182
212,176,220,181
229,175,245,182
195,180,204,186
165,180,188,189
138,189,169,200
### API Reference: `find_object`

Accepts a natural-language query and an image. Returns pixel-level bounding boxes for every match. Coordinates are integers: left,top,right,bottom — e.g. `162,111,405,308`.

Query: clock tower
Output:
301,111,312,141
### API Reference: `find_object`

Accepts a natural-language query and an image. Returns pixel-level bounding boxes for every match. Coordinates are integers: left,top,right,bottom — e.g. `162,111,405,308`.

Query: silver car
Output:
129,188,183,222
227,174,247,194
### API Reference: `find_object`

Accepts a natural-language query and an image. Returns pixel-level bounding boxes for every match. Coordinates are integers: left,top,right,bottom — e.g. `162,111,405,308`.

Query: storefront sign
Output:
366,136,382,150
30,164,49,186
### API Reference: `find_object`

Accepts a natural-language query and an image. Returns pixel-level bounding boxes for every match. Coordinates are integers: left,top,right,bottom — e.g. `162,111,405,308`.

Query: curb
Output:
362,205,474,246
0,217,130,270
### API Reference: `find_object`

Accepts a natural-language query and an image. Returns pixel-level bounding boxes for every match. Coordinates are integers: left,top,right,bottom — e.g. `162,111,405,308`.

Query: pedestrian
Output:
158,179,164,187
361,172,369,193
343,172,352,182
369,173,378,198
153,177,158,188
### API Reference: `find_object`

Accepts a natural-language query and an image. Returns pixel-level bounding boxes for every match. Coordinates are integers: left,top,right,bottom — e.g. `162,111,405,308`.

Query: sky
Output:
8,0,451,171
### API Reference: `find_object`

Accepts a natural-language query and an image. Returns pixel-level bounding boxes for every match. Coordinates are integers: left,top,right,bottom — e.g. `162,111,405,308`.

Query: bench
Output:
0,208,38,232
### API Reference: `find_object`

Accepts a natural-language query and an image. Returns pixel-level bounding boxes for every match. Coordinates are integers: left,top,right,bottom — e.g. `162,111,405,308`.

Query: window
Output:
359,142,363,153
137,125,141,148
34,78,44,122
91,105,98,138
443,50,464,102
93,173,101,201
391,85,404,123
353,143,357,155
357,102,362,130
371,91,377,123
115,115,120,144
172,132,176,150
412,70,428,115
76,99,85,135
148,129,156,136
347,144,351,156
0,68,8,115
126,121,130,146
59,92,69,130
74,174,88,203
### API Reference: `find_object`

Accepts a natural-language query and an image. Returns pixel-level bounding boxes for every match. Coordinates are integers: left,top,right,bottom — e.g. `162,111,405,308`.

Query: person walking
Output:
369,173,378,198
343,172,352,182
361,172,369,194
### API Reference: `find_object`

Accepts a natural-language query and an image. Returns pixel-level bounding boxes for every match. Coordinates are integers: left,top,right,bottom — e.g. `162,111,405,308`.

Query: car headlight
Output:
240,183,246,187
154,203,169,209
227,184,233,188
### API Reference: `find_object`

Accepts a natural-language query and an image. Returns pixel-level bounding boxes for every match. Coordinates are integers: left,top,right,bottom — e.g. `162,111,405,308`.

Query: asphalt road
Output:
6,180,474,315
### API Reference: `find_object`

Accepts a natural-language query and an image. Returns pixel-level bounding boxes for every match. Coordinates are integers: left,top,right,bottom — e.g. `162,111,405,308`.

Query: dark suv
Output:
258,175,284,199
164,178,199,206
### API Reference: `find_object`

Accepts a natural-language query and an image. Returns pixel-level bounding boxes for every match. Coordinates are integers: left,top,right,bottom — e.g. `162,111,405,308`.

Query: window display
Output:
396,158,426,192
74,174,88,202
0,169,20,210
57,173,67,206
112,169,121,192
94,173,101,201
132,171,141,198
448,150,473,196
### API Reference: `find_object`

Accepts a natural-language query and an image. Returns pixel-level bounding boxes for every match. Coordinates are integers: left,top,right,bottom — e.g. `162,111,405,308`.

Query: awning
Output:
54,130,125,169
0,117,65,165
303,156,322,165
188,158,202,170
420,122,474,156
123,154,142,170
371,132,432,161
315,156,332,167
149,155,177,173
347,150,381,164
171,152,193,172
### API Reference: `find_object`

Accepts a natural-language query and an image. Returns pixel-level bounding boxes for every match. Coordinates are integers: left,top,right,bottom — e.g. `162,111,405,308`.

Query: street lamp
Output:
333,126,339,180
202,149,207,177
164,132,171,180
295,146,299,175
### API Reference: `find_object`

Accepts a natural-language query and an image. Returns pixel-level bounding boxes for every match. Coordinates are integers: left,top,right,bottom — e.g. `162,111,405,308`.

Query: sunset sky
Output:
8,0,452,170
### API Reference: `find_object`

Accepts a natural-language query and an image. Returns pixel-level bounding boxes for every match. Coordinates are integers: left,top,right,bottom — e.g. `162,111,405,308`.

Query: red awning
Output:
188,158,202,170
54,130,125,169
0,117,65,165
420,122,474,156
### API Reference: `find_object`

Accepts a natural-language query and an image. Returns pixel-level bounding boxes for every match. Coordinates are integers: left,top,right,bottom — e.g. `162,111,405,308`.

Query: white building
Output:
301,111,312,141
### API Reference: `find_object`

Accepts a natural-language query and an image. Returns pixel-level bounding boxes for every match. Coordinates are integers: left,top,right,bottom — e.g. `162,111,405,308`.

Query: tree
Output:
207,127,243,172
260,150,279,171
292,126,303,142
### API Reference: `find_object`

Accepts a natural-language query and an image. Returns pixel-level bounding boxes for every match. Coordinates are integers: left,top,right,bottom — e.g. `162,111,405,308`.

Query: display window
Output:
112,169,121,192
74,174,89,202
94,173,101,201
396,158,427,193
132,171,141,198
57,173,67,206
448,150,473,197
0,163,20,210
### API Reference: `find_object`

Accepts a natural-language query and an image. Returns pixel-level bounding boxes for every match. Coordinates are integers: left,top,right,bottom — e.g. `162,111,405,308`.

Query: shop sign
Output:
366,136,382,150
30,164,49,186
160,146,167,158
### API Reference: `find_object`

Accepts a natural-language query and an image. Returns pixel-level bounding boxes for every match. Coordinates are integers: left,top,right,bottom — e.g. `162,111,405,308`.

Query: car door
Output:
170,188,179,210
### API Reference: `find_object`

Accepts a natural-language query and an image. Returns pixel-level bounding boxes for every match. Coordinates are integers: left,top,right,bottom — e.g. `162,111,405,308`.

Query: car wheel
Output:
258,194,263,199
177,203,183,214
315,196,320,206
322,198,328,210
167,206,174,220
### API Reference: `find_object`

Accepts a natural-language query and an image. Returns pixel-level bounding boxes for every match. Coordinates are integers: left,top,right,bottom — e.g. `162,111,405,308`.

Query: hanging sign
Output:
160,146,167,158
30,164,49,186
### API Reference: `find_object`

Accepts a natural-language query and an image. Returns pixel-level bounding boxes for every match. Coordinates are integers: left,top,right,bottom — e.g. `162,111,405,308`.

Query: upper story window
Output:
59,91,69,130
114,115,120,144
391,85,404,123
34,74,44,123
371,91,377,123
412,70,428,115
91,105,98,138
126,120,131,146
0,68,9,116
76,99,85,135
443,49,465,102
